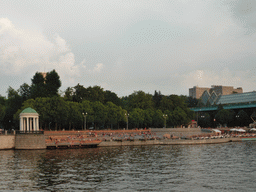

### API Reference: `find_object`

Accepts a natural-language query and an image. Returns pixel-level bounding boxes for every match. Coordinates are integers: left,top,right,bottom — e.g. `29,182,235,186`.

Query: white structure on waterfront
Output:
19,107,39,132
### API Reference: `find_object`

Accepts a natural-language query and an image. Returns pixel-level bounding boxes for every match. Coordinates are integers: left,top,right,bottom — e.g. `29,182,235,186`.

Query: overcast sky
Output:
1,0,256,98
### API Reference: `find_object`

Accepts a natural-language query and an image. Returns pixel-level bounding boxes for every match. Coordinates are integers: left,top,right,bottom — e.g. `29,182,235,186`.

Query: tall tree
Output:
63,87,74,101
153,90,162,109
92,101,106,129
236,110,251,127
30,72,46,98
3,87,23,129
85,86,105,103
104,90,121,106
127,91,154,110
152,109,164,128
18,83,31,101
184,96,198,108
0,104,5,126
129,108,145,128
159,96,174,112
143,108,154,128
45,70,61,97
215,109,234,127
105,102,119,129
73,84,86,102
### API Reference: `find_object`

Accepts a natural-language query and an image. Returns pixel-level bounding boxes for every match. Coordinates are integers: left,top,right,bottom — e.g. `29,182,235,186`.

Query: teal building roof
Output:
216,91,256,105
20,107,38,114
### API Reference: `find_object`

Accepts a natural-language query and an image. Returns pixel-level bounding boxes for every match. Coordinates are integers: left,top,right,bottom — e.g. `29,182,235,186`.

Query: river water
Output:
0,142,256,191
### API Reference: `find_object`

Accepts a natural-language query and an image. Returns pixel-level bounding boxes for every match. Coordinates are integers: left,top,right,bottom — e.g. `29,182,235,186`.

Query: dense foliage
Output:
0,70,195,130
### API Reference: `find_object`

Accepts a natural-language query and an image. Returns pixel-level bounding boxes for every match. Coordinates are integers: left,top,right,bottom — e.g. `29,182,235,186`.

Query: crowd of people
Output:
45,128,256,146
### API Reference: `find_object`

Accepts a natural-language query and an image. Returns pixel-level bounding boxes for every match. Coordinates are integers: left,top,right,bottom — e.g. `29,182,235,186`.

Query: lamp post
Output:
125,113,129,130
197,109,201,128
163,114,167,128
82,112,87,130
236,115,239,127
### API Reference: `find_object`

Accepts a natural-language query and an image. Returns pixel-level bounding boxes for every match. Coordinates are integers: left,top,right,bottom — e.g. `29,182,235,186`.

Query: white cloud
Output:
181,67,256,93
0,18,107,94
92,63,104,73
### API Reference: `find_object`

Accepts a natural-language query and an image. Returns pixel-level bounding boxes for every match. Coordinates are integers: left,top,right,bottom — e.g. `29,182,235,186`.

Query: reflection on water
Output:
0,142,256,191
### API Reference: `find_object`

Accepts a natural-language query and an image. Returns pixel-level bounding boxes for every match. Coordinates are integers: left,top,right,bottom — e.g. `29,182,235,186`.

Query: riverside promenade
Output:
44,128,241,148
0,128,242,150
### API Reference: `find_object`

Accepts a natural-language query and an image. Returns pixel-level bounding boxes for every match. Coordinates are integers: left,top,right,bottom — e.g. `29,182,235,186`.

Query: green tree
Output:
184,96,198,108
3,87,23,129
45,69,61,97
172,107,189,127
104,90,121,106
63,87,74,101
215,109,234,127
198,112,211,128
92,101,106,129
0,95,6,127
30,72,46,98
105,102,119,129
18,83,31,101
152,109,163,128
66,101,83,130
127,91,154,110
159,96,174,112
236,110,251,127
129,108,145,128
73,84,87,102
81,100,94,128
48,97,68,130
0,104,5,126
143,108,154,128
85,86,105,103
152,90,162,109
117,107,127,129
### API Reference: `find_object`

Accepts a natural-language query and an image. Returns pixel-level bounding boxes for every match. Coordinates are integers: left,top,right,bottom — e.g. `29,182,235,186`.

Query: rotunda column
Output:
37,117,39,131
30,118,32,131
26,117,29,132
33,117,36,131
20,117,23,131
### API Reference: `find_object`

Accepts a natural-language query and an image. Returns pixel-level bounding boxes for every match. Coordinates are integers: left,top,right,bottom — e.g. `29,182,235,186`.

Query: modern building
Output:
191,91,256,112
189,85,243,99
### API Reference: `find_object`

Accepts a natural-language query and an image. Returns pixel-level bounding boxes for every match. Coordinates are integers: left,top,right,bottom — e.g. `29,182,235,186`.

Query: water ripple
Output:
0,142,256,191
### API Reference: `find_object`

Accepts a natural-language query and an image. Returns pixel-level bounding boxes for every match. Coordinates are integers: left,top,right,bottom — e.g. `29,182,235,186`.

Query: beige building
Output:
189,85,243,99
189,86,210,99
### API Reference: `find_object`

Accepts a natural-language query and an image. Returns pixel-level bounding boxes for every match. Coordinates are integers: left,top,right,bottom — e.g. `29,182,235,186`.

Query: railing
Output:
0,130,15,135
16,130,44,135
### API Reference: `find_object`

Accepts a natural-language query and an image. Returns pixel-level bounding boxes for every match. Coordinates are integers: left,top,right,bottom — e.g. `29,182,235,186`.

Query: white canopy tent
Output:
212,129,221,133
230,128,238,132
237,128,246,132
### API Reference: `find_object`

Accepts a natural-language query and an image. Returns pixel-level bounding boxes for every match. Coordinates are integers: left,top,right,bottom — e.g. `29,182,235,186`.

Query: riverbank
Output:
98,137,241,147
44,128,242,148
0,128,245,150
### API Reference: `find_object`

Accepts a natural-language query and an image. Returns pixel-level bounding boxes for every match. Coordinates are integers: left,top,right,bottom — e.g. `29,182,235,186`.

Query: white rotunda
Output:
19,107,40,132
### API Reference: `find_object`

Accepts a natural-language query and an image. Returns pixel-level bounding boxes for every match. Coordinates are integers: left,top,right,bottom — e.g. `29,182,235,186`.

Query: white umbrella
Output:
250,128,256,131
212,129,221,133
237,128,246,132
230,128,238,132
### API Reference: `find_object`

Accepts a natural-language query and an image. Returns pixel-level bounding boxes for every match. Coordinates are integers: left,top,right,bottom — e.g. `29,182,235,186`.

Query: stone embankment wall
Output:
99,137,241,147
151,128,204,137
15,134,46,149
0,135,15,149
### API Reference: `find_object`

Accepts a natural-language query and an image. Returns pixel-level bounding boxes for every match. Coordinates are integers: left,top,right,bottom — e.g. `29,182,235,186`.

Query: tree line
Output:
197,105,253,128
0,70,195,130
